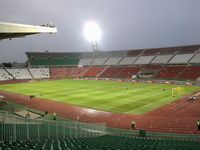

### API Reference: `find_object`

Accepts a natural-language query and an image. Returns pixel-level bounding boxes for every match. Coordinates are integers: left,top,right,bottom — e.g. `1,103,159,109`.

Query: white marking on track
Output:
170,100,188,110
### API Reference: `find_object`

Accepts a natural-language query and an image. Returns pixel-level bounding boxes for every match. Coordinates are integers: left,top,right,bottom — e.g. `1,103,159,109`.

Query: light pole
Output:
83,20,102,57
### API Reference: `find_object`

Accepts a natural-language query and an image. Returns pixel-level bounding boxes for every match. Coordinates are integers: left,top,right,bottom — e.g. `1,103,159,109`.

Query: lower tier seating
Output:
50,67,71,78
83,67,105,77
6,69,32,80
0,69,13,81
154,66,186,79
176,66,200,80
29,68,50,79
99,67,125,78
115,66,141,78
0,135,199,150
1,65,200,81
67,67,89,77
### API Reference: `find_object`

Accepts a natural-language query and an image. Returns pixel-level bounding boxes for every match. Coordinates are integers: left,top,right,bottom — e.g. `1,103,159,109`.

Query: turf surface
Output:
0,79,200,114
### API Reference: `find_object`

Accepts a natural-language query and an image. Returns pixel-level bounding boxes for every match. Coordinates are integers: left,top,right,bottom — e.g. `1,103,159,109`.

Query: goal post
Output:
172,87,182,97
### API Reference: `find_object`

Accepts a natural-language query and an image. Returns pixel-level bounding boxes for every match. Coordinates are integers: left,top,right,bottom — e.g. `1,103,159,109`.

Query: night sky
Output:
0,0,200,62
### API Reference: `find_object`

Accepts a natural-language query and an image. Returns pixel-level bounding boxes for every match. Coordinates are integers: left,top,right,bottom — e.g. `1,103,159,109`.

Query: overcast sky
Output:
1,0,200,63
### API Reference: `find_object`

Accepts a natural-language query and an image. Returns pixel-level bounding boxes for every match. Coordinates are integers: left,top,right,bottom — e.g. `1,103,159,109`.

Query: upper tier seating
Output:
168,54,194,64
30,57,80,66
178,45,200,54
50,67,71,78
96,51,127,57
83,67,105,77
78,58,94,66
127,49,142,56
189,53,200,64
155,66,186,79
29,68,50,79
119,57,137,65
0,69,13,81
91,58,108,66
6,68,32,80
104,57,123,65
176,66,200,80
134,56,155,64
81,52,94,58
159,48,178,55
27,52,81,67
142,48,159,56
151,55,173,64
57,57,79,66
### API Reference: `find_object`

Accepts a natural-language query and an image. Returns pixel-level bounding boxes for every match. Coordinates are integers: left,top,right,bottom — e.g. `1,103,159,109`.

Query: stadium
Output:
1,1,200,149
1,44,200,149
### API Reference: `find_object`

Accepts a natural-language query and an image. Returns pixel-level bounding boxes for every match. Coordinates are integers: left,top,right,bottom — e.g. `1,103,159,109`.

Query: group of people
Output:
29,95,35,99
187,96,196,102
29,93,43,100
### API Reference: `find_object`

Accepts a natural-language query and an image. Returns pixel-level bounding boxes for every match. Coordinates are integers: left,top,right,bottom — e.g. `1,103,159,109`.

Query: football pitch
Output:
0,79,200,114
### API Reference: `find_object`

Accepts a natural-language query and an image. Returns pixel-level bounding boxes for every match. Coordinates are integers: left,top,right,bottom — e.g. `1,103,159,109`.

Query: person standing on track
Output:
131,119,136,130
53,112,57,120
197,120,200,130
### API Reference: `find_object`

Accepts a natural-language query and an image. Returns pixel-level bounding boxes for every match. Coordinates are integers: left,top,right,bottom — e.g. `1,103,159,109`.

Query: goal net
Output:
171,87,182,97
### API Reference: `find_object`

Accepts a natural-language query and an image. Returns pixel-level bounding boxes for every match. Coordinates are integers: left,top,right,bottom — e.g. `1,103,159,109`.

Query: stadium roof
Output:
0,22,57,40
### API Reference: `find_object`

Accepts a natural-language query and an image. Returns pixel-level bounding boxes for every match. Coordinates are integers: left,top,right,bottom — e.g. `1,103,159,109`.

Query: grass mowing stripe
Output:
0,79,200,114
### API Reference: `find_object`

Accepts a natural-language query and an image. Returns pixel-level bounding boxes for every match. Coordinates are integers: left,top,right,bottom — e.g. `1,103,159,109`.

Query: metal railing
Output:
0,113,107,141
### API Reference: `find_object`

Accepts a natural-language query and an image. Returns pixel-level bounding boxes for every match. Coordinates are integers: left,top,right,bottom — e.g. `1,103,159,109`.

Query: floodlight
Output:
83,20,102,42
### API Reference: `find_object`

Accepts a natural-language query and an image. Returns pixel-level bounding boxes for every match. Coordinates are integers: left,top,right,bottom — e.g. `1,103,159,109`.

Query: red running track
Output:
0,90,200,134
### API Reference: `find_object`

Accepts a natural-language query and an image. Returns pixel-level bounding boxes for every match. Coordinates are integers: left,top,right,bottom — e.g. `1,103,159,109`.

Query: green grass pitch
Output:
0,79,200,115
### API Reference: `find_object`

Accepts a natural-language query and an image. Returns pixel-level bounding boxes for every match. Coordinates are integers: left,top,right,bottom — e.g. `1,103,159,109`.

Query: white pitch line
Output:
170,100,189,110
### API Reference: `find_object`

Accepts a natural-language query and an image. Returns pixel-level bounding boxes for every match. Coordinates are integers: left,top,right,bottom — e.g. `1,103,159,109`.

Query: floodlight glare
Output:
83,20,102,42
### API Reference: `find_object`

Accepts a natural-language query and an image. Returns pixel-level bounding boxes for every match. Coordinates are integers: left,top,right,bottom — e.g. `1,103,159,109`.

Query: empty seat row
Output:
0,68,50,82
1,135,199,150
0,69,13,81
79,52,197,66
6,69,32,80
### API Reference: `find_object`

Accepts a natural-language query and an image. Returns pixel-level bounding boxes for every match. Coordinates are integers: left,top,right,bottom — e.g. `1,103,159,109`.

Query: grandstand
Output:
17,44,200,81
6,68,32,80
1,134,200,149
151,54,173,64
0,69,13,81
119,56,138,65
29,68,50,79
